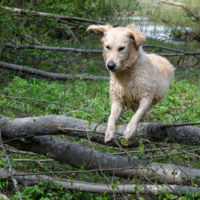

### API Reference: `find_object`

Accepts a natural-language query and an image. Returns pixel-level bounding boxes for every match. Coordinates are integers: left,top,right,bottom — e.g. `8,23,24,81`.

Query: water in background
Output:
118,16,189,44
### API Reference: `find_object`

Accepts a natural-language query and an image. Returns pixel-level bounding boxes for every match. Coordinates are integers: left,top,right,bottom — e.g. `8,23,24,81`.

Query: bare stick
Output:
0,193,10,200
2,43,102,53
12,159,54,171
0,131,22,200
160,0,186,7
2,43,200,57
13,159,54,162
0,145,38,156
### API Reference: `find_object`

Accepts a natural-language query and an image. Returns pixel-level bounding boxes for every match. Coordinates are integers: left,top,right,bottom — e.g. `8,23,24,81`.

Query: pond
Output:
118,16,190,44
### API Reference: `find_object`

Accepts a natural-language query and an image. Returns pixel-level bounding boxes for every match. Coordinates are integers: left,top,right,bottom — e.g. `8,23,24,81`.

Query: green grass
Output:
1,74,200,124
1,1,200,198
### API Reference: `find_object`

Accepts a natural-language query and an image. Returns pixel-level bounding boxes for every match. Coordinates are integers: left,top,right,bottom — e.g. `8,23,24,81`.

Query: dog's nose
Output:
107,61,116,71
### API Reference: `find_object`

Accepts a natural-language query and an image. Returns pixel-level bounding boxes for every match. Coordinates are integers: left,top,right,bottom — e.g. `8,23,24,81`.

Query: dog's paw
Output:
124,124,137,140
105,129,115,143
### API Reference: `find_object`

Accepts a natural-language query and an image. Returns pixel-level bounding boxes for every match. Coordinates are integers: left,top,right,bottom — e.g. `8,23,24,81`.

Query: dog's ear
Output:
86,24,113,37
126,24,146,50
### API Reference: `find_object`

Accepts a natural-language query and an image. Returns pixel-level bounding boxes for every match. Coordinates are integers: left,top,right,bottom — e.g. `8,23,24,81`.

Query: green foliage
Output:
1,1,200,199
10,179,112,200
1,76,200,124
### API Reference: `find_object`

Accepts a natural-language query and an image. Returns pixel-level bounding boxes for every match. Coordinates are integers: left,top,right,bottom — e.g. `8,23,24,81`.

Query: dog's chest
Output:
110,76,144,105
109,72,156,108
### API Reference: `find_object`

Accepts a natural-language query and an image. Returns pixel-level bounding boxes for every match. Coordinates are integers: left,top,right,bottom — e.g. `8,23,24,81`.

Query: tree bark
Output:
1,115,200,148
3,134,200,186
0,168,198,196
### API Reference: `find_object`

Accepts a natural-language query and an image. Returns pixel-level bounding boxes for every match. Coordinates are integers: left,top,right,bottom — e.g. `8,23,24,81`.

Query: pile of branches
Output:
1,115,200,199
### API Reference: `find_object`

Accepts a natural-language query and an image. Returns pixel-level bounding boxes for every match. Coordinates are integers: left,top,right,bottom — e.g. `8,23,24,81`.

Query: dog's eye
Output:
106,46,110,50
119,47,125,51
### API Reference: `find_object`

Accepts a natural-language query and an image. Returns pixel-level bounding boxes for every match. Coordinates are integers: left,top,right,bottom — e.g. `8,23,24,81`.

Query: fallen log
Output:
0,168,198,196
0,61,109,81
2,43,102,53
1,115,200,148
2,135,200,186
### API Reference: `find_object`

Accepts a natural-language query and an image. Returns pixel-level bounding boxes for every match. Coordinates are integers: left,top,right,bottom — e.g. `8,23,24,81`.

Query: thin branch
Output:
159,121,200,128
112,145,189,155
0,193,10,200
3,43,200,57
5,95,96,115
0,6,107,25
13,159,54,162
2,43,102,53
160,0,186,7
0,145,38,156
0,131,22,200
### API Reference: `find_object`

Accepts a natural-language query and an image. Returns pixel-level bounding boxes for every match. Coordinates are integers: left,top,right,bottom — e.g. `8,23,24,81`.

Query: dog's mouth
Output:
111,69,118,72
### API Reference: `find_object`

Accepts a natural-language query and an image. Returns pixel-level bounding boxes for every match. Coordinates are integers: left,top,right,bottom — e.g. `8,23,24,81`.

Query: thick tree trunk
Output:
1,115,200,186
1,115,200,148
4,135,200,186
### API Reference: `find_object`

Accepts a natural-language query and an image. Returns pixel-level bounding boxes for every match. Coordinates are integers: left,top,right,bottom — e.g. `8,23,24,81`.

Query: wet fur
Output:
86,24,174,142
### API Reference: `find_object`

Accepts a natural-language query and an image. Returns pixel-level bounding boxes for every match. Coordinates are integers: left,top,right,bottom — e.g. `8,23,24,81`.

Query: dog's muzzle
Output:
107,61,116,72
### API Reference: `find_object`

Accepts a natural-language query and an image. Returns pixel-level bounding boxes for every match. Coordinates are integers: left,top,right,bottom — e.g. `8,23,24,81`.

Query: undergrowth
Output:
1,75,200,124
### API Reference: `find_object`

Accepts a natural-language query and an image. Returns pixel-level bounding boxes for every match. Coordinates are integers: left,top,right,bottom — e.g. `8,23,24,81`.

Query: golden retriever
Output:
86,24,174,142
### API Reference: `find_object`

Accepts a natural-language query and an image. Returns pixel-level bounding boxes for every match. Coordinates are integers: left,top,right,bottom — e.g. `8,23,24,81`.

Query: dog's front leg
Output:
124,97,152,140
105,102,123,143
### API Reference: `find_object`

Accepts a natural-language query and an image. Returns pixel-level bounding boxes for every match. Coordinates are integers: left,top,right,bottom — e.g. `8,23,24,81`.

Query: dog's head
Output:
86,24,146,73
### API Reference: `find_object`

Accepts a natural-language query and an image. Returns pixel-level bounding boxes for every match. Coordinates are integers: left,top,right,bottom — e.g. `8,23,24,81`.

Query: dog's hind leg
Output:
124,97,152,140
105,102,123,143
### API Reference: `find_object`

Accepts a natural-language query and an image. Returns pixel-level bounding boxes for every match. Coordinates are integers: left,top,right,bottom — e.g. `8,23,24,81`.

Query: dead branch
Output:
160,0,186,8
13,159,54,162
1,115,200,148
2,43,102,53
0,145,38,156
0,131,22,200
0,168,198,195
0,6,107,25
3,134,200,186
156,52,200,57
3,43,200,57
0,193,10,200
181,5,200,22
0,61,109,81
